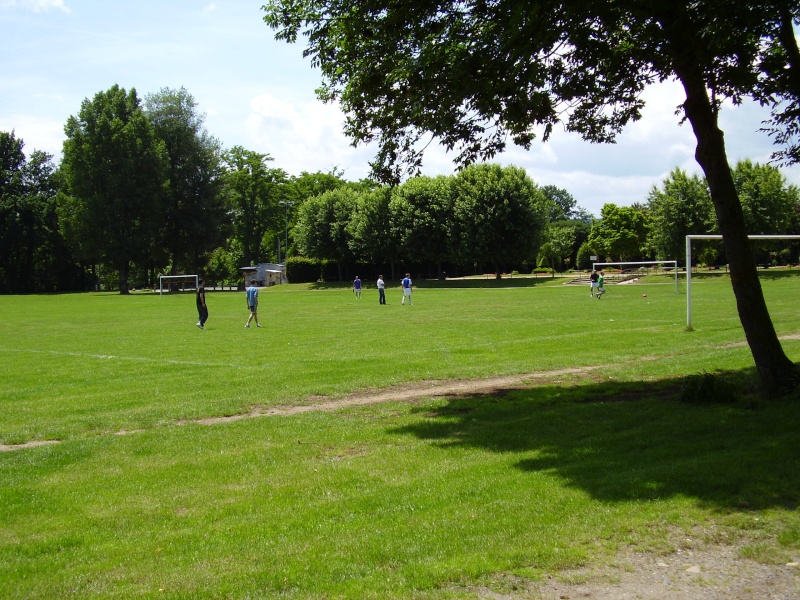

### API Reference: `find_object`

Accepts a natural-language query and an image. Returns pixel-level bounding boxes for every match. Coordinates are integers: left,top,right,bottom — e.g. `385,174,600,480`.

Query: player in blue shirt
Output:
401,273,413,305
245,280,262,328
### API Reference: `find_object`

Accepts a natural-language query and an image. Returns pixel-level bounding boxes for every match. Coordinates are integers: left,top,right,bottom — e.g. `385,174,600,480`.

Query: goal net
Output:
592,260,679,292
685,234,800,328
158,274,199,295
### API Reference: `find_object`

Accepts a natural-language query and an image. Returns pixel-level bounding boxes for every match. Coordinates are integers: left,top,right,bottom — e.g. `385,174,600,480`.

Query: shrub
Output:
679,371,739,404
285,257,321,283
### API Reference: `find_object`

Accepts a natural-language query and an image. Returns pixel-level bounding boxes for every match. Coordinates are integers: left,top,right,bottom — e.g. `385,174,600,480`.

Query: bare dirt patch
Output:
468,529,800,599
0,439,60,452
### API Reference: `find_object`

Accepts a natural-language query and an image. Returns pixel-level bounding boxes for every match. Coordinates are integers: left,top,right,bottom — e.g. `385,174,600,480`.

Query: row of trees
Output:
582,161,800,269
4,82,605,292
3,90,797,295
292,164,588,279
289,159,799,280
0,86,360,293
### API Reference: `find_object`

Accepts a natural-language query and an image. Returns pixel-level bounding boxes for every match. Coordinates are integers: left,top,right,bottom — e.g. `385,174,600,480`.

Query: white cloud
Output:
0,114,65,158
245,92,376,178
0,0,70,12
202,3,216,14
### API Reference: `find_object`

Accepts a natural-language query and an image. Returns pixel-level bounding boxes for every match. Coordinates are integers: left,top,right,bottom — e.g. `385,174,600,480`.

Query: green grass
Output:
1,275,799,598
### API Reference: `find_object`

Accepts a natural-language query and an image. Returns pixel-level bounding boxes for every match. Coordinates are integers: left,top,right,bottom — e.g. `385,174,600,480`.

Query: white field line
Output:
0,347,255,370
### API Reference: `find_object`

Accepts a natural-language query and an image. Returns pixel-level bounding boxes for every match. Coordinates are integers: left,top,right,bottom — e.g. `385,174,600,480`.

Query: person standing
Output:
196,278,208,329
353,275,362,299
377,275,386,304
596,271,606,299
245,279,262,328
401,273,413,305
589,270,599,297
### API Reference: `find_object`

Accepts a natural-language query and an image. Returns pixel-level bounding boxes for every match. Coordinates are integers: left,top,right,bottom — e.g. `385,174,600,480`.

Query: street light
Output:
279,200,294,265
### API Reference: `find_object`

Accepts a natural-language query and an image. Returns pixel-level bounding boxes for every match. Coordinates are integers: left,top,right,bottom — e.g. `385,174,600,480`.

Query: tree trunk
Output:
672,59,799,393
118,261,130,295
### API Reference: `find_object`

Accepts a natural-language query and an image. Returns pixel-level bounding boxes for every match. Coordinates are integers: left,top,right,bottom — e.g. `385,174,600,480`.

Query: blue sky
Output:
2,0,799,217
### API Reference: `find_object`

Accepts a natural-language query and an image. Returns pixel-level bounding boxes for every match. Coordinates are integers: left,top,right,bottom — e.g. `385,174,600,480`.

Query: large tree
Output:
588,204,650,262
60,85,167,294
732,159,800,235
222,146,289,268
264,0,800,392
389,175,454,276
145,87,227,276
347,185,400,276
0,133,87,293
646,169,715,263
293,187,358,279
450,164,547,276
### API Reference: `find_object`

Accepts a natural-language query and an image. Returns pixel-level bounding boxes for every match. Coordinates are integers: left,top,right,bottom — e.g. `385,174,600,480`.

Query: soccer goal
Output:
592,260,679,292
685,234,800,327
158,274,199,295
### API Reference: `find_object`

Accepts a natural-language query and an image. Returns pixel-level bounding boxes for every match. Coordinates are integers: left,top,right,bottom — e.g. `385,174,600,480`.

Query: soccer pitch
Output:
1,275,799,598
2,274,800,445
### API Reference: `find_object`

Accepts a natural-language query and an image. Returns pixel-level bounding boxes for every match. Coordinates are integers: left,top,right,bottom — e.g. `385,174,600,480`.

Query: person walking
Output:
196,278,208,329
353,275,362,299
596,271,606,299
377,274,386,304
401,273,413,305
245,279,262,328
589,270,599,297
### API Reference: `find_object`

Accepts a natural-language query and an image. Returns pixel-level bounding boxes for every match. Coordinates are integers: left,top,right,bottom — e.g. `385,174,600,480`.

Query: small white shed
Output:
240,263,286,287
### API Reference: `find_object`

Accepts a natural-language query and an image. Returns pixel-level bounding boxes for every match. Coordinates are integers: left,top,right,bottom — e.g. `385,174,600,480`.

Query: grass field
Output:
1,274,799,598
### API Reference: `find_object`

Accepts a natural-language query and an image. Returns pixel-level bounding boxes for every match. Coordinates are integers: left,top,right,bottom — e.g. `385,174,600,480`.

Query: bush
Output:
285,257,321,283
679,371,739,404
321,259,339,281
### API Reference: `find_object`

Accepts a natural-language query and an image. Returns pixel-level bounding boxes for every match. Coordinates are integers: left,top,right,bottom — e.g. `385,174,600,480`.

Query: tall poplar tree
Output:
145,87,226,276
61,85,167,294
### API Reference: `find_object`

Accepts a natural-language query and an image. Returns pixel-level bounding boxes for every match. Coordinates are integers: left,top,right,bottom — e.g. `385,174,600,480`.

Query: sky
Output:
2,0,799,217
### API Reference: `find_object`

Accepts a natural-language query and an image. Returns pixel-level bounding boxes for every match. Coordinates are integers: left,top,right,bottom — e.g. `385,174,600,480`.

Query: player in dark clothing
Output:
196,279,208,329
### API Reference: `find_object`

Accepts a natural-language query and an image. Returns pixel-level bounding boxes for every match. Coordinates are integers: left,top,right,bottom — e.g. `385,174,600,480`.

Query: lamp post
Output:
279,200,294,265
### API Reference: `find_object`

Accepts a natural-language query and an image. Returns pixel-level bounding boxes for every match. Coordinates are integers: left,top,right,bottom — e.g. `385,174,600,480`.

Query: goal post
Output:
685,235,800,328
158,274,199,295
592,260,679,292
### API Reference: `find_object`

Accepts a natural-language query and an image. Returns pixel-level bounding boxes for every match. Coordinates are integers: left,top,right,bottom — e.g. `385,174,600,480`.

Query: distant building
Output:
240,263,286,287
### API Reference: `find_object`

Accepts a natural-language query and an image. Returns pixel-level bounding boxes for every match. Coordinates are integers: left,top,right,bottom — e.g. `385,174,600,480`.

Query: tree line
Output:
2,84,799,294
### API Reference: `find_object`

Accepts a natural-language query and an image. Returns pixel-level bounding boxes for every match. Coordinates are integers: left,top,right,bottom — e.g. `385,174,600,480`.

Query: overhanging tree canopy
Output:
263,0,800,392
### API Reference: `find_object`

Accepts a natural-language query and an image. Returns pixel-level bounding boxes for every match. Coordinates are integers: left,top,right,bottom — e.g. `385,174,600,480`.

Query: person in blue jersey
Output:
401,273,413,305
245,279,262,328
353,275,362,299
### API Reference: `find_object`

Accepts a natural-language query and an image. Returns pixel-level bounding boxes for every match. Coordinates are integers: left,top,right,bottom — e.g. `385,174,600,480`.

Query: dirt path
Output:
191,365,603,426
0,365,602,452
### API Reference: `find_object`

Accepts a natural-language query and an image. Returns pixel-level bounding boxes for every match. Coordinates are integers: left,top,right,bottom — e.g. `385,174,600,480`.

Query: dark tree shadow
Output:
390,372,800,512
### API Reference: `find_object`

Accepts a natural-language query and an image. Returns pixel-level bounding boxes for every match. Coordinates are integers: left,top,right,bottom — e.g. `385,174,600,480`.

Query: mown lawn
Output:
1,274,798,598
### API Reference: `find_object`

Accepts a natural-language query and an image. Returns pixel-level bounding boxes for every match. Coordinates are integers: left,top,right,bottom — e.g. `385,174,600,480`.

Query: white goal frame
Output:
158,274,199,296
685,235,800,327
592,260,679,293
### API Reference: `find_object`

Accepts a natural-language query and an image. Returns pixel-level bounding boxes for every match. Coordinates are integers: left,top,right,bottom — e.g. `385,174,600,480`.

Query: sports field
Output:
1,273,799,598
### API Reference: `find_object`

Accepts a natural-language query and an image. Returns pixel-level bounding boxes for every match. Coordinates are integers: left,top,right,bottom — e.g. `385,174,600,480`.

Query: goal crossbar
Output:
592,260,679,292
159,274,199,296
685,235,800,328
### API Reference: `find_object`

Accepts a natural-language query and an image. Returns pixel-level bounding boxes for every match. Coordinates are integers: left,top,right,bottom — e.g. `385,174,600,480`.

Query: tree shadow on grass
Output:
390,372,800,512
